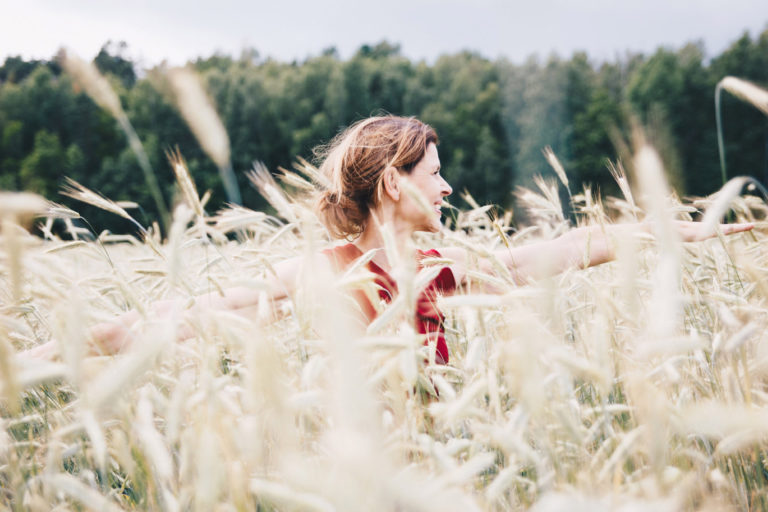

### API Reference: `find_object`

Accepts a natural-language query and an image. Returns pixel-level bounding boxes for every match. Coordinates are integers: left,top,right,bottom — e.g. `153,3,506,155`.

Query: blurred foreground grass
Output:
1,173,768,511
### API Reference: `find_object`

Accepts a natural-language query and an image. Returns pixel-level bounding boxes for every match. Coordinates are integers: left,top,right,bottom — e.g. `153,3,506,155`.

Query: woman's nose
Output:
441,177,452,197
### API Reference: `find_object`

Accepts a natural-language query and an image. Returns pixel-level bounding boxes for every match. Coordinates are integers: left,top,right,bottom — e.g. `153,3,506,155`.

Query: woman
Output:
22,115,753,360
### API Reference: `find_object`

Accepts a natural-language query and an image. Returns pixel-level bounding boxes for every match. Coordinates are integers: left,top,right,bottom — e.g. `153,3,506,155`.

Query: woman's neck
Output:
354,211,413,272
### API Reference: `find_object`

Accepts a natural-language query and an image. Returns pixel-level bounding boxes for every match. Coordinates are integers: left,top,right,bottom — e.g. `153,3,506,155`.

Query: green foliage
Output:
94,41,137,87
0,55,61,83
1,32,767,233
19,129,65,196
710,32,768,184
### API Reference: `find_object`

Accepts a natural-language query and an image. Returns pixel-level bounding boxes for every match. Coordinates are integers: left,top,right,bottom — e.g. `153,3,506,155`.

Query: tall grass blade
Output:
61,49,169,229
167,67,241,204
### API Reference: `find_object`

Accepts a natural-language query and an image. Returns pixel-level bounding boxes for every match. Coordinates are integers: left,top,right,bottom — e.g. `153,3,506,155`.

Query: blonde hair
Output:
315,116,438,239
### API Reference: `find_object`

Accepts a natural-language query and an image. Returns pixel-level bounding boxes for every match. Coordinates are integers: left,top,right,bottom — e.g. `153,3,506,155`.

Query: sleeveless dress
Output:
323,243,456,364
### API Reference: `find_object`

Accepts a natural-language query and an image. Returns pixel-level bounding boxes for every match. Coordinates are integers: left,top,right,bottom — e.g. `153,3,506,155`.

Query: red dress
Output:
323,243,456,364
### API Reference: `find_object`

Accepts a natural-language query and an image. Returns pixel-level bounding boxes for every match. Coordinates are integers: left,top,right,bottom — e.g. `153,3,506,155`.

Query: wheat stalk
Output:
61,49,170,229
167,66,241,204
715,75,768,186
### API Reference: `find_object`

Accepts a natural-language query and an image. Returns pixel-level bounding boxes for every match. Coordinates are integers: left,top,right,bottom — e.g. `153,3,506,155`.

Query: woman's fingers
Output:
721,222,754,235
675,220,754,242
697,221,753,241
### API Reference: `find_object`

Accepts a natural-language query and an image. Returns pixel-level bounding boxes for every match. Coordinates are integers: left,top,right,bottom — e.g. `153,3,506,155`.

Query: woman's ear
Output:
382,166,400,201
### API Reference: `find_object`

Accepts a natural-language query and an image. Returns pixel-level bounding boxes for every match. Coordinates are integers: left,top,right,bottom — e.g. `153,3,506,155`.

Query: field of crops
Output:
1,162,767,511
2,56,768,511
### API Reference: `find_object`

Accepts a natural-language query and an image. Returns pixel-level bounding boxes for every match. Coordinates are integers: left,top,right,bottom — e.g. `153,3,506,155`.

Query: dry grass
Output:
0,166,766,511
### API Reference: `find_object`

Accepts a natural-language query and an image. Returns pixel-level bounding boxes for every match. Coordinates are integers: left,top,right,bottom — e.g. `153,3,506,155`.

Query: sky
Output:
2,0,767,68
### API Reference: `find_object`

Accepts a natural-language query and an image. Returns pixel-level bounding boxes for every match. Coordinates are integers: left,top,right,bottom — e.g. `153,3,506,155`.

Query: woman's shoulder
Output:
429,246,466,286
322,242,360,271
429,246,462,259
417,246,465,292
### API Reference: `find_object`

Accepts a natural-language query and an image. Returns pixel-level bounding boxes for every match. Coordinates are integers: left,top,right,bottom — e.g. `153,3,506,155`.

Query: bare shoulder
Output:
270,252,335,295
435,246,467,284
435,246,465,261
194,252,334,313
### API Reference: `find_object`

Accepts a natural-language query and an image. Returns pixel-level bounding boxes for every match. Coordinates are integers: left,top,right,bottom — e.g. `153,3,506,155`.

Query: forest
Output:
0,32,767,232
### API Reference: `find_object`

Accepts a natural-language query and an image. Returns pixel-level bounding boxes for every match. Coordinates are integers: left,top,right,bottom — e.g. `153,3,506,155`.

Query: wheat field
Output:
2,58,768,511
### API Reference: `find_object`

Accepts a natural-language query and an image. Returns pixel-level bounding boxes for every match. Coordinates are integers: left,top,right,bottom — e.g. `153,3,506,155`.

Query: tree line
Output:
1,33,767,232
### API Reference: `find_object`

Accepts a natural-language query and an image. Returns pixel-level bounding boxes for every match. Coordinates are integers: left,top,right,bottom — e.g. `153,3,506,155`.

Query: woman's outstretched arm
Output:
20,255,303,360
442,221,754,286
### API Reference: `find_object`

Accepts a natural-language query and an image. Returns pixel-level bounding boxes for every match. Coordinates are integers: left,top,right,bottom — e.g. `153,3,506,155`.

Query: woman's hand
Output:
672,220,754,242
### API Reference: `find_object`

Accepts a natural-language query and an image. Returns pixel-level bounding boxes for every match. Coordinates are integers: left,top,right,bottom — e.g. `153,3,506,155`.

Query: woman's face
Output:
399,142,453,233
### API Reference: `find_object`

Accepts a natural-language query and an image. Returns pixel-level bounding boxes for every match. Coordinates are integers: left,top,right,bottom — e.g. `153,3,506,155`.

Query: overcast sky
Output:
2,0,767,68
